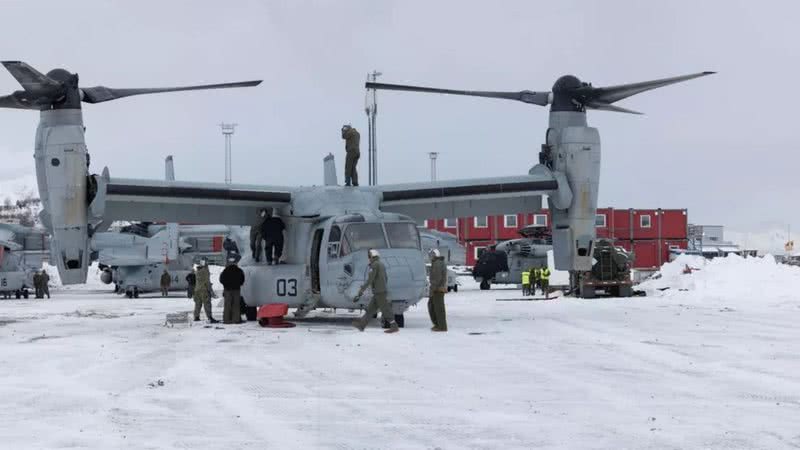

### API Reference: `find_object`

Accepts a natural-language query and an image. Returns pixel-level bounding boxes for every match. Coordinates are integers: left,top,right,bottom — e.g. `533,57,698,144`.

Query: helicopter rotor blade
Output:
81,80,263,104
580,71,715,105
1,61,60,91
366,82,550,106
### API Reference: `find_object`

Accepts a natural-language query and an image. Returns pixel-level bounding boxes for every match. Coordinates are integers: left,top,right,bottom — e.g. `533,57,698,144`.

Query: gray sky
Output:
0,0,796,231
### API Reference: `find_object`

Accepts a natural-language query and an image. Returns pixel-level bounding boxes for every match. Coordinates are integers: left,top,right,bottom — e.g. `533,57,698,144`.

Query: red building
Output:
424,208,688,270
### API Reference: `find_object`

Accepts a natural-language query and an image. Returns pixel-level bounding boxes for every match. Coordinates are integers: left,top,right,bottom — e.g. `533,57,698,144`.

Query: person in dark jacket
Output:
260,208,286,265
185,271,196,298
219,257,246,324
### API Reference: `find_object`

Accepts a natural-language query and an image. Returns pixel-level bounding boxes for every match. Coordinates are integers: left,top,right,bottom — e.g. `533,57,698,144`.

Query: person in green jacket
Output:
352,249,398,333
341,124,360,187
539,266,551,299
428,249,448,332
160,268,171,297
192,258,218,323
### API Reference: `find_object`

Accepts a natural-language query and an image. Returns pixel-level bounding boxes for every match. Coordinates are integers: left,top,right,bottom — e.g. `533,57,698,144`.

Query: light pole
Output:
428,152,439,181
219,123,237,184
365,70,381,185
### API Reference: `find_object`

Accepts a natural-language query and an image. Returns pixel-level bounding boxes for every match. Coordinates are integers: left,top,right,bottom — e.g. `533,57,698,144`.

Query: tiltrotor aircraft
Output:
93,156,233,298
367,71,713,293
1,61,711,322
0,223,49,298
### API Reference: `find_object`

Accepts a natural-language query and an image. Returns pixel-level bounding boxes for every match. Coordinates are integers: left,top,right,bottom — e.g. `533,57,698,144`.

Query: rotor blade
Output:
585,101,643,115
1,61,59,91
80,80,262,104
366,82,550,106
584,71,715,105
0,94,36,110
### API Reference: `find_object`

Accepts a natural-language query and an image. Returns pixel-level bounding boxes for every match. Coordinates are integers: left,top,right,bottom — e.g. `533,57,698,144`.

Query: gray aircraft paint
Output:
0,223,49,296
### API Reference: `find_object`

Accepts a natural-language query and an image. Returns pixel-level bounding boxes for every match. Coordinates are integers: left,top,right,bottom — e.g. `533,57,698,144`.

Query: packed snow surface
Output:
1,269,799,448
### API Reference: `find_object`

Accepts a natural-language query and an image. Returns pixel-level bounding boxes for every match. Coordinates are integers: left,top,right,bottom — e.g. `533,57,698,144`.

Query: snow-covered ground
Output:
1,266,799,449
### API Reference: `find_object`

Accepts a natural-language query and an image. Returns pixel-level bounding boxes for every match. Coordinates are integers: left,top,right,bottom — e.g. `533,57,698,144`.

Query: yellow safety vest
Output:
522,272,530,284
540,267,551,280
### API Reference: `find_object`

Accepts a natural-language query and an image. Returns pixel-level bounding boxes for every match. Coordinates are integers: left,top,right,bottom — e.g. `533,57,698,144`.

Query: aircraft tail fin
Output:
323,153,338,186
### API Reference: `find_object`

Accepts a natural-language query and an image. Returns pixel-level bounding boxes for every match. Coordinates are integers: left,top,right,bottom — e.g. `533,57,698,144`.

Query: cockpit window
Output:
329,225,342,242
385,223,420,249
342,223,387,255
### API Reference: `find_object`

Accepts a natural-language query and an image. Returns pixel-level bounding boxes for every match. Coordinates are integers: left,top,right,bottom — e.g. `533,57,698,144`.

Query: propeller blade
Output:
1,61,59,91
583,71,715,105
366,82,550,106
81,80,263,104
585,101,643,115
0,94,37,110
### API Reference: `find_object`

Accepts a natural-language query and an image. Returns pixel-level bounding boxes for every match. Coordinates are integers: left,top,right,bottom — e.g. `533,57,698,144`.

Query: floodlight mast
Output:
220,123,237,184
365,70,382,185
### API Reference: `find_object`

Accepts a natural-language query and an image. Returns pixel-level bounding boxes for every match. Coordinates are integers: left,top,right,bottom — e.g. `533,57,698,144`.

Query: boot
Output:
352,319,366,332
384,322,399,334
208,318,219,324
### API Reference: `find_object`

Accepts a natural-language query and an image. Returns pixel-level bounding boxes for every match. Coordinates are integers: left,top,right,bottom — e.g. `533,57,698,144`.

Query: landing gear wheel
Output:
22,289,29,299
394,314,405,328
241,297,258,321
453,285,458,293
126,290,133,299
15,290,21,299
447,287,452,293
133,287,139,298
480,280,490,290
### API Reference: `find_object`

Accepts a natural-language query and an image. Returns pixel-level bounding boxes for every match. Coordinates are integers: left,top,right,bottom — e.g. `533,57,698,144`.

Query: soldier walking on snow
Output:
352,249,399,333
341,124,360,186
428,249,448,332
32,271,42,299
40,270,50,299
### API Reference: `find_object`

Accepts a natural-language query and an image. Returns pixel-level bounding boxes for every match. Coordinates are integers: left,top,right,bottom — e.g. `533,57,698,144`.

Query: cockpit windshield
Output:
385,223,421,249
342,223,387,255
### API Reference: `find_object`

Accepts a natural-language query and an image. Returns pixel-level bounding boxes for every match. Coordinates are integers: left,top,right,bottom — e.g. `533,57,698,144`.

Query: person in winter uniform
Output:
250,209,267,263
539,266,551,299
532,267,542,296
352,249,398,333
192,258,218,323
159,269,171,297
40,270,50,299
32,271,42,299
223,237,241,264
428,249,448,332
219,257,245,324
260,209,286,265
341,124,360,186
185,271,196,298
521,269,531,296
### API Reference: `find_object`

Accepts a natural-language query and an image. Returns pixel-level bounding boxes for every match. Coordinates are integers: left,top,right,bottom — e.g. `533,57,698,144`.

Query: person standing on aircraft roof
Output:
219,256,245,325
186,270,196,299
260,209,286,265
160,268,171,297
192,258,218,323
428,249,448,332
352,249,399,333
341,124,360,187
41,270,50,299
250,209,267,263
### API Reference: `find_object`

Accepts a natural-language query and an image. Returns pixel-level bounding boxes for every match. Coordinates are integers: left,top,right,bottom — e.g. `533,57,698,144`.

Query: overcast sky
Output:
0,0,796,232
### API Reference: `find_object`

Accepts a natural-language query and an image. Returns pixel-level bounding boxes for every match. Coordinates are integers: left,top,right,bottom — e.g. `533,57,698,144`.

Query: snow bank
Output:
44,262,108,290
639,253,800,300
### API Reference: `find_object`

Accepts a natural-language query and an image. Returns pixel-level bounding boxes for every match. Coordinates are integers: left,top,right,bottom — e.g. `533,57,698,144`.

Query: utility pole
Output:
428,152,439,181
365,70,381,185
219,123,237,184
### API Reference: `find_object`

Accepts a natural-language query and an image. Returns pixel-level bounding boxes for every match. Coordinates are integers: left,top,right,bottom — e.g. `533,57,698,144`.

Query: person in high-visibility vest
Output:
531,267,541,296
539,266,551,299
521,269,531,296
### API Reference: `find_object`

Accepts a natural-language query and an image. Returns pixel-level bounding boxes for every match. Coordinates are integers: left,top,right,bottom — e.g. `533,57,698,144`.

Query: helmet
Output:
429,249,441,258
368,249,380,259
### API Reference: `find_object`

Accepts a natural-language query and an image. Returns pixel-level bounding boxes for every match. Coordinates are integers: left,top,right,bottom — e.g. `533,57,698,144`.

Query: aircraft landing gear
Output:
394,314,405,328
479,280,491,290
241,297,257,321
22,289,29,299
15,290,21,299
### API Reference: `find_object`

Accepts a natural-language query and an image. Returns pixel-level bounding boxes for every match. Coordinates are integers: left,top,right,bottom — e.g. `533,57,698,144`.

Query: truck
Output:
575,238,634,298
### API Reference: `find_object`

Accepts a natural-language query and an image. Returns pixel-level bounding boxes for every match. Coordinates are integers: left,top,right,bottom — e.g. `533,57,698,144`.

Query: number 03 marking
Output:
276,279,297,296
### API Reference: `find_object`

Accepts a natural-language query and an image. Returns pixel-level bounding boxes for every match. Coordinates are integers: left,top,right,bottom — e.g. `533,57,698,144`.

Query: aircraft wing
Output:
377,173,558,220
101,177,292,225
